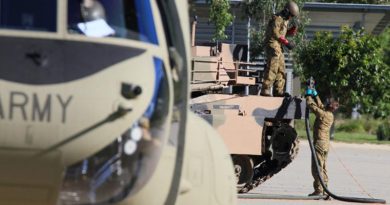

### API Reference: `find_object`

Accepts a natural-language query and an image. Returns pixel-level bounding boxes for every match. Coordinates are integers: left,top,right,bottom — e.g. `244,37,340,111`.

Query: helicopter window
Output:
0,0,57,32
68,0,158,44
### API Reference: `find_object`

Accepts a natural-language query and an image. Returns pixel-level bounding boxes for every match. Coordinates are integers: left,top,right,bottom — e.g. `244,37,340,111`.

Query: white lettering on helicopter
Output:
0,91,73,123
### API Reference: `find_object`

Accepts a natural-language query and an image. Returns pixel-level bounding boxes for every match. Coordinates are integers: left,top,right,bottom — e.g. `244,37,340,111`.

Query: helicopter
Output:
0,0,236,204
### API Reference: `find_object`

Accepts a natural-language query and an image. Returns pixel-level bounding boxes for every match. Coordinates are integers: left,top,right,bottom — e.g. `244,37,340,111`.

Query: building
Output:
304,2,390,37
191,1,390,43
190,1,390,95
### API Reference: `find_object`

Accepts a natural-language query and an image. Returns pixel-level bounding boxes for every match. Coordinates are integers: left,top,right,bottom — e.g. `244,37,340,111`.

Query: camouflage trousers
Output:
311,139,329,193
261,49,285,96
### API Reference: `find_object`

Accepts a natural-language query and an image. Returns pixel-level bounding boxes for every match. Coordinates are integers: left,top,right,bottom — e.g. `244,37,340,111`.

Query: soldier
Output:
305,87,339,198
260,1,299,97
80,0,107,22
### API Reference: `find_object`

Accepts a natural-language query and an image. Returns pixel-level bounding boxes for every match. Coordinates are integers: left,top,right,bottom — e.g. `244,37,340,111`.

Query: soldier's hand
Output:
312,89,318,97
305,88,313,97
287,26,298,36
286,41,295,50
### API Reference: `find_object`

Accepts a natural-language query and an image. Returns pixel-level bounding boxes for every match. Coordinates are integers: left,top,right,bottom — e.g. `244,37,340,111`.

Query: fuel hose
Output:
305,107,386,204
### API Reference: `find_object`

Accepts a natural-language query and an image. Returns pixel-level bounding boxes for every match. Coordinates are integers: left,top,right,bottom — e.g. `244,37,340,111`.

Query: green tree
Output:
208,0,233,41
379,27,390,67
295,26,390,118
318,0,389,4
375,27,390,118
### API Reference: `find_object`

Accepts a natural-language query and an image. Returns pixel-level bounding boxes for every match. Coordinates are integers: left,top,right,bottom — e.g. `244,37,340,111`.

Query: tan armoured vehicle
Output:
0,1,236,205
190,39,306,192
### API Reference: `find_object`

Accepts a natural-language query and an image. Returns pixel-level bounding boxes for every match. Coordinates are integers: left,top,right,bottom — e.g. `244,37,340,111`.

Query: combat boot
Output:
308,190,324,199
260,88,271,96
273,92,290,97
273,88,286,97
323,192,331,200
273,93,284,97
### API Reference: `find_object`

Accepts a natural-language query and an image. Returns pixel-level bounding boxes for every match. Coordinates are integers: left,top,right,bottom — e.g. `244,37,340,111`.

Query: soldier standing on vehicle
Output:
260,1,299,97
305,86,339,197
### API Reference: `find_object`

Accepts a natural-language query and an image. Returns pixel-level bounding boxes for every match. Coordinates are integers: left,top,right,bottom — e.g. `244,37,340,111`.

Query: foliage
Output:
241,0,275,22
317,0,389,4
297,130,390,144
377,121,390,141
377,28,390,117
361,118,382,134
336,120,365,133
241,0,307,21
379,27,390,67
333,132,390,144
295,113,316,132
295,26,390,118
208,0,233,41
296,112,388,143
249,26,266,58
333,115,382,134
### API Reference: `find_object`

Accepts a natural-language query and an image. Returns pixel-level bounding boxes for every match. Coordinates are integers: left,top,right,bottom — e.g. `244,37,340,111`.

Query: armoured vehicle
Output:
190,21,306,193
0,0,236,205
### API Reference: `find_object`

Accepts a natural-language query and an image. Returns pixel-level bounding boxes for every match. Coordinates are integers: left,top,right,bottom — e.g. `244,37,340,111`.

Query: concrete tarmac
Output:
238,140,390,205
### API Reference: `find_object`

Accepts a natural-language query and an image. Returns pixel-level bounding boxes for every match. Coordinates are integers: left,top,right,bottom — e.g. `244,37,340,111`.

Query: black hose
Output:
238,193,326,200
305,107,386,204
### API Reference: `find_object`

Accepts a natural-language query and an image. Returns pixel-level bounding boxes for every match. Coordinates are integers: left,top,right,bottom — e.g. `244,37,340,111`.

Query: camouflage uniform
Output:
261,15,289,96
306,95,334,194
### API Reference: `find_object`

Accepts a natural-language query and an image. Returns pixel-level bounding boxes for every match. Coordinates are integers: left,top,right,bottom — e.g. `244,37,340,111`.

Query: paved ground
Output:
238,140,390,205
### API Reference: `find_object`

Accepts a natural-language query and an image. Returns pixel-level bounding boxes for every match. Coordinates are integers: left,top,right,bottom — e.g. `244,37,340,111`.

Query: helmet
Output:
284,1,299,17
80,0,106,22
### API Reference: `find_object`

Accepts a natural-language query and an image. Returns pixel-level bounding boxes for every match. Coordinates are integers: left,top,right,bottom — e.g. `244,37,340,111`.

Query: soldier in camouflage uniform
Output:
261,1,299,97
305,88,339,197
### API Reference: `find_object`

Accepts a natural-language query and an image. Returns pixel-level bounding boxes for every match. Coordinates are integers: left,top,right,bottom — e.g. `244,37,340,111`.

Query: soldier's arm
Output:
306,96,326,117
272,17,283,40
314,96,325,109
286,26,297,36
273,17,294,50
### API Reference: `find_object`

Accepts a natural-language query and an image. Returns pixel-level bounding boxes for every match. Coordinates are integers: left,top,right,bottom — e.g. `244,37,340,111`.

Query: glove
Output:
312,89,318,97
279,36,289,45
305,88,318,97
305,88,314,97
279,36,295,50
286,41,295,50
287,26,298,36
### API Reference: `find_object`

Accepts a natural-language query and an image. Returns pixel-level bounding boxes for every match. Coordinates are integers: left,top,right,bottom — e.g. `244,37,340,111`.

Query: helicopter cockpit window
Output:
0,0,56,32
60,57,169,204
68,0,158,44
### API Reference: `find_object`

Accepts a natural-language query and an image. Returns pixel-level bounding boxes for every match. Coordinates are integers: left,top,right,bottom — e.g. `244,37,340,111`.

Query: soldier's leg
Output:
311,154,324,194
311,142,326,194
323,146,329,189
274,53,286,96
322,148,330,200
274,54,285,96
261,52,280,96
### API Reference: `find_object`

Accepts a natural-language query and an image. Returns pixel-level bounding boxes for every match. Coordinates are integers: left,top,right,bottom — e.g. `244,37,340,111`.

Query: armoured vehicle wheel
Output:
271,124,298,163
238,124,299,193
232,155,254,192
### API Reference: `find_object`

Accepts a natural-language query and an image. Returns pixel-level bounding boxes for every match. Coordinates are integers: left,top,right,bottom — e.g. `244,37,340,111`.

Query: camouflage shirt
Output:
264,14,289,52
306,96,334,141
